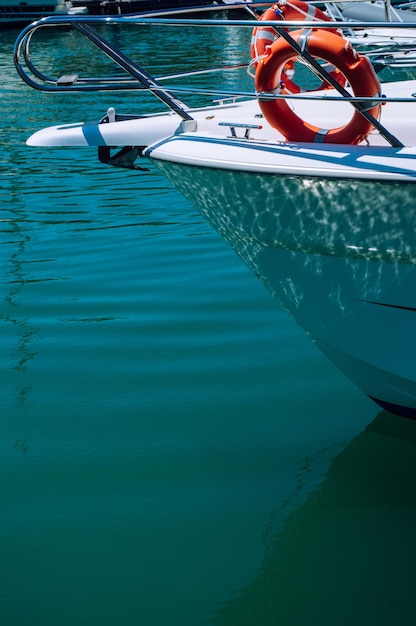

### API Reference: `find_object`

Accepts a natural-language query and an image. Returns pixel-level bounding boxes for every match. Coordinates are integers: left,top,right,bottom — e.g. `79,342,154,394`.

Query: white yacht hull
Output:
27,86,416,417
144,154,416,417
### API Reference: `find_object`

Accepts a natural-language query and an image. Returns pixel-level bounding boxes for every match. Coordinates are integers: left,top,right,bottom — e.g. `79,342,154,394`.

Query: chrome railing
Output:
13,5,416,147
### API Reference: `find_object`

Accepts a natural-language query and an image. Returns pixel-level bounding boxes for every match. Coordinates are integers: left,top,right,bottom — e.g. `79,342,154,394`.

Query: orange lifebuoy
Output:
251,1,344,93
255,29,382,145
250,0,330,60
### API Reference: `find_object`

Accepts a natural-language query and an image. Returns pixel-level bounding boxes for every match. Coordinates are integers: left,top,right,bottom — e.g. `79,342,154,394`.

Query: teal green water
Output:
1,22,416,626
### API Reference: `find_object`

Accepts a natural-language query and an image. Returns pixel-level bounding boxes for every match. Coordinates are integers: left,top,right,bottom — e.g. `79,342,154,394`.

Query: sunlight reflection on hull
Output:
155,161,416,415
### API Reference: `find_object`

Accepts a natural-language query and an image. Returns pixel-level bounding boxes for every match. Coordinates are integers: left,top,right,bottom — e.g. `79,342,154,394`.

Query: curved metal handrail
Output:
13,10,416,145
14,13,416,90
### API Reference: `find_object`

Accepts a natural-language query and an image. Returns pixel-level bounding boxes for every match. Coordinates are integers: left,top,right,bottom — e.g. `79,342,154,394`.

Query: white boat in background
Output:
325,0,416,23
322,0,416,68
0,0,87,26
13,5,416,417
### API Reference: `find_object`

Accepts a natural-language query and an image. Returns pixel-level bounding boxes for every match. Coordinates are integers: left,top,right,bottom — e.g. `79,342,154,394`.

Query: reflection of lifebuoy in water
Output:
251,1,345,93
255,29,382,145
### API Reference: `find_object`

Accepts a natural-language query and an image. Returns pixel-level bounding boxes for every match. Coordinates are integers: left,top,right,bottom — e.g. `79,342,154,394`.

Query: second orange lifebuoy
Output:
255,29,382,145
251,1,344,93
250,0,330,60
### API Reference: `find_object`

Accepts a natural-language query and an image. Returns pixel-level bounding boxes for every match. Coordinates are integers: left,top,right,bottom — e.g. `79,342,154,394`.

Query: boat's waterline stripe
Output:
370,396,416,419
361,300,416,312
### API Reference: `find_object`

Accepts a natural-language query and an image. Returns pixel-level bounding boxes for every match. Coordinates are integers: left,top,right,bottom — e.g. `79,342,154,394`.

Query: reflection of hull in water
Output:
212,410,416,625
148,158,416,418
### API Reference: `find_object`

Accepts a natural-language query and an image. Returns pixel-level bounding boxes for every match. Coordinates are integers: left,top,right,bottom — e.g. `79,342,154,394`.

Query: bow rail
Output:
13,5,416,149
